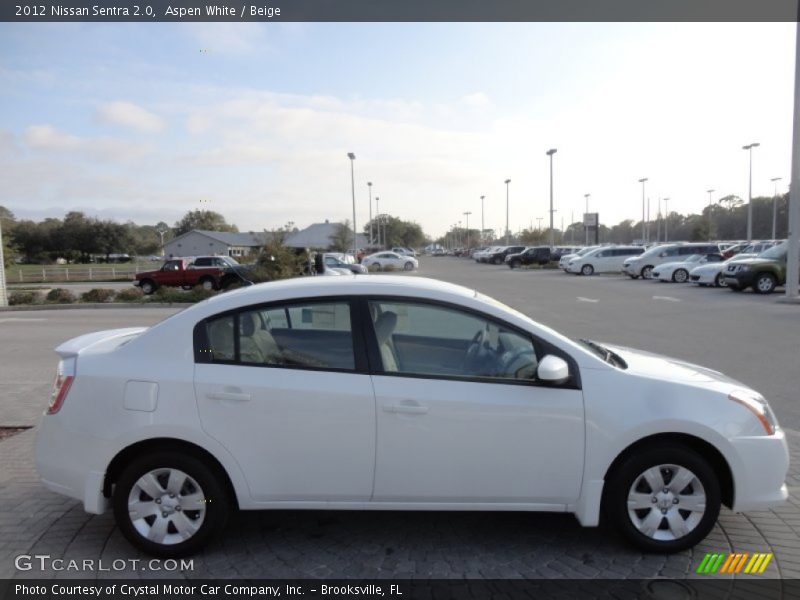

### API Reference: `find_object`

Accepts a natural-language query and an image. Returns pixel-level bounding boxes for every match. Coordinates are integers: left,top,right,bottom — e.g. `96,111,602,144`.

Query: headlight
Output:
728,389,778,435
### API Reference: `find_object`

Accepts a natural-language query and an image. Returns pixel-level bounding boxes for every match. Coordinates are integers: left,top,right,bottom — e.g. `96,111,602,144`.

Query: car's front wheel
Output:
403,261,414,271
715,273,727,288
604,444,720,553
672,269,689,283
641,265,654,279
139,279,156,295
581,264,594,276
754,273,777,294
113,452,230,557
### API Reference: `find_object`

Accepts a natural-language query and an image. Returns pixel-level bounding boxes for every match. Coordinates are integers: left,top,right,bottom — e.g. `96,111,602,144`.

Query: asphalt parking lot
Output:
1,258,799,580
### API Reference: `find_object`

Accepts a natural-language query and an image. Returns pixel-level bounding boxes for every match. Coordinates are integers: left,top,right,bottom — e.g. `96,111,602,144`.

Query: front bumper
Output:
724,271,756,289
730,429,789,512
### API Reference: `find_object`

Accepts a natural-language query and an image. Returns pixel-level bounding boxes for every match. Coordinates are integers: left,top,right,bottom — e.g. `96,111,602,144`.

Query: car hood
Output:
728,257,782,267
600,342,746,388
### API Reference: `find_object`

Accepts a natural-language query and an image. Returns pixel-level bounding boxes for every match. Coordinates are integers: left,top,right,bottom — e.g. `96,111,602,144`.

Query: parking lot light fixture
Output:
504,179,511,245
743,143,760,242
375,197,380,247
663,197,670,242
367,182,373,246
638,178,648,242
463,211,472,250
0,217,7,307
480,196,485,243
348,153,357,256
771,177,782,239
584,193,590,245
547,149,557,249
707,189,715,241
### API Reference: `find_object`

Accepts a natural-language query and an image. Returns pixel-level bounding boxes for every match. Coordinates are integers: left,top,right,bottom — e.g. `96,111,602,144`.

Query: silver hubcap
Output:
757,277,773,292
643,267,652,279
128,468,206,545
675,270,687,282
203,281,213,290
583,266,592,275
627,464,706,541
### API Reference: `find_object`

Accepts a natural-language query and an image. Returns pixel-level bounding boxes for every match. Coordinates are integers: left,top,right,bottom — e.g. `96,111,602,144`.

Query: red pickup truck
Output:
134,257,242,294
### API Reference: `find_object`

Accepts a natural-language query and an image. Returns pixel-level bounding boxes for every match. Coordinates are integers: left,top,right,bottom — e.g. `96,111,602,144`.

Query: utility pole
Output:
663,197,670,242
707,188,715,241
463,211,472,249
743,142,760,242
547,148,557,248
771,177,782,239
504,179,511,245
638,178,648,243
367,182,373,246
480,195,485,244
347,152,357,257
584,193,590,245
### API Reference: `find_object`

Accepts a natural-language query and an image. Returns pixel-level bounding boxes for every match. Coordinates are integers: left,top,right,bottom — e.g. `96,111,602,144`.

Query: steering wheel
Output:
463,328,490,373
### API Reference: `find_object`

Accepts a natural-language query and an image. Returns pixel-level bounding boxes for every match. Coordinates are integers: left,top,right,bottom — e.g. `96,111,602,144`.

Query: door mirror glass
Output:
536,355,570,384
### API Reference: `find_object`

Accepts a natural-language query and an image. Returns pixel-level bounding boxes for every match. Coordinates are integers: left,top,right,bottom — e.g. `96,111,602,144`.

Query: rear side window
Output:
199,301,356,371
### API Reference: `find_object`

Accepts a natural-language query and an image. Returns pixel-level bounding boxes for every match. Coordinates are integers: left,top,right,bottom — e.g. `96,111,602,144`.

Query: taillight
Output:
48,372,74,415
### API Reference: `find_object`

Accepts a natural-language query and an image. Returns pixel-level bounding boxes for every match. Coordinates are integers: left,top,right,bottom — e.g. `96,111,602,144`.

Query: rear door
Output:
194,298,376,502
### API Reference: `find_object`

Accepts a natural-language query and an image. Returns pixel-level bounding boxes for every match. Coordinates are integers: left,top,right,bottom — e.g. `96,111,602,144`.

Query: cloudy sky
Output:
0,22,795,238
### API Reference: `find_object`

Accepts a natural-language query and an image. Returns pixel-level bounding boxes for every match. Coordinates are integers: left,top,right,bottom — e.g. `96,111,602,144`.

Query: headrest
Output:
240,312,258,336
374,311,398,344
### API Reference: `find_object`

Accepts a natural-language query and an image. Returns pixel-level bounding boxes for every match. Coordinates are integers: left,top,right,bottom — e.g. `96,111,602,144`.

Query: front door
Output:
366,299,585,505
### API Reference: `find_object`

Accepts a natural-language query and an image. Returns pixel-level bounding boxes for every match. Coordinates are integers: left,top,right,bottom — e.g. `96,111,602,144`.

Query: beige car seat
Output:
373,311,399,372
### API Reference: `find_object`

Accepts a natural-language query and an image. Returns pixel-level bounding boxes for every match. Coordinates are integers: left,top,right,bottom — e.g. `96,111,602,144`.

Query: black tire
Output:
641,265,654,279
628,275,639,280
753,273,777,295
604,444,721,553
140,279,157,295
113,452,230,558
492,256,502,265
581,264,594,276
509,260,521,269
672,269,689,283
403,261,414,271
714,273,726,288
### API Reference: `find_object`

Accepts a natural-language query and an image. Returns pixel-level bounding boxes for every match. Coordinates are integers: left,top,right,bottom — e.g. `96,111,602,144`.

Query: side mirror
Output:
537,355,570,385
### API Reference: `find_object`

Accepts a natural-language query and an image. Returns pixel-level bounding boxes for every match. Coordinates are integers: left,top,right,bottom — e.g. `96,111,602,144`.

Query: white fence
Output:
10,266,140,283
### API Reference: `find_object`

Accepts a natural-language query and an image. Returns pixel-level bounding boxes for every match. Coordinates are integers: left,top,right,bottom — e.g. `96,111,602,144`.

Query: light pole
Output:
463,211,472,250
0,217,7,307
504,179,511,245
638,178,648,243
663,197,670,242
771,177,782,239
156,228,168,257
546,149,557,248
536,217,543,233
347,152,357,257
375,197,380,247
707,189,715,241
584,193,590,245
480,195,485,244
367,182,373,246
743,142,760,242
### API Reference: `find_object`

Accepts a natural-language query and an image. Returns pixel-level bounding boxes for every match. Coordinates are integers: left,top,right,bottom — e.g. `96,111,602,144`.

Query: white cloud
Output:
24,125,81,151
23,124,152,162
97,101,165,134
460,92,491,109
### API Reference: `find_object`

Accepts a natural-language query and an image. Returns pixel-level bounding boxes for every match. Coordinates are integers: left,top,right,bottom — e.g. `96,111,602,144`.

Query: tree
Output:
173,210,238,236
0,206,16,267
329,220,354,252
363,216,426,249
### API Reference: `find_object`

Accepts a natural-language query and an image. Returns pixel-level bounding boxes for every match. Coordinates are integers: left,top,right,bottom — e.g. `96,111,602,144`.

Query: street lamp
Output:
0,217,7,307
638,178,648,243
463,211,472,250
156,228,168,257
546,149,557,249
367,182,373,246
663,197,670,242
706,189,715,241
584,193,590,245
771,177,782,239
504,179,511,245
347,152,357,257
743,142,760,242
480,195,485,244
375,197,380,247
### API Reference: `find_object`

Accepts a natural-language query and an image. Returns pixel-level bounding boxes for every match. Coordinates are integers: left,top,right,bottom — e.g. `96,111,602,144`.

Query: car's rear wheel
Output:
641,265,654,279
754,273,777,294
714,273,726,288
672,269,689,283
113,452,230,558
140,280,156,295
404,262,414,271
200,277,217,291
581,264,594,276
604,444,720,553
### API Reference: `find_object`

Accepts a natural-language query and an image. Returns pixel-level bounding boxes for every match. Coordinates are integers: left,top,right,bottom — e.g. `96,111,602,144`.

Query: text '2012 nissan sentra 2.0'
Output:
36,276,788,556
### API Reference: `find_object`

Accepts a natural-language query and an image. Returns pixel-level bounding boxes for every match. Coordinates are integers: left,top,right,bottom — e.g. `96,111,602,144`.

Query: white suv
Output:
566,246,644,276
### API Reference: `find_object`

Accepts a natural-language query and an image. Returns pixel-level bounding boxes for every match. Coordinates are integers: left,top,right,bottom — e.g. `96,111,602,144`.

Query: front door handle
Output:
207,391,251,402
383,403,428,415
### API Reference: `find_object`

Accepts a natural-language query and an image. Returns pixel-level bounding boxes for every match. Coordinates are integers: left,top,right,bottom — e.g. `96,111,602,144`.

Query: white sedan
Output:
36,276,788,557
652,254,724,283
690,254,758,287
361,251,418,272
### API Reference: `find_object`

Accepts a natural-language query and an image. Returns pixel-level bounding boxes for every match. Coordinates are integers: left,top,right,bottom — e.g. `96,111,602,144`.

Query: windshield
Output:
684,254,704,263
576,247,596,257
760,242,787,260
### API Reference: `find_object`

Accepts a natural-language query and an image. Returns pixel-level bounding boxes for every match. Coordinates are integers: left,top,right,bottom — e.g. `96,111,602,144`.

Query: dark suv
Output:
486,246,525,265
505,246,551,269
723,241,796,294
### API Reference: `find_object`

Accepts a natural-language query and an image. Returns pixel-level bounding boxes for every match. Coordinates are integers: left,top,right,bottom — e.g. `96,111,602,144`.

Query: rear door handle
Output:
207,391,251,402
383,404,428,415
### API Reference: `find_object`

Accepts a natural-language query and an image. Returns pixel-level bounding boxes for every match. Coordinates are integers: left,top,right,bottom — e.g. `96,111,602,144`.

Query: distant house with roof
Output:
164,230,273,259
284,221,368,250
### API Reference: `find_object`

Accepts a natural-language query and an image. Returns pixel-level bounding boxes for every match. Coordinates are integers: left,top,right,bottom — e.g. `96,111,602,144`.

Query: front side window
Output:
368,300,540,382
162,260,181,271
203,301,355,370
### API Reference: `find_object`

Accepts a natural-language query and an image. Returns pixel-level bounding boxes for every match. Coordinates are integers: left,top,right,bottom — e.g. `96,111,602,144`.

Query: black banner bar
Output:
0,0,798,23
